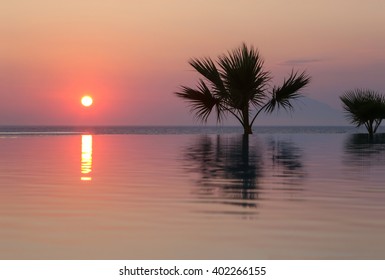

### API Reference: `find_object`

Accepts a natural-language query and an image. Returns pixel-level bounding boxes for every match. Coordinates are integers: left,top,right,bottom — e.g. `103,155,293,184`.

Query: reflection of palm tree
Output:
344,133,385,167
340,89,385,137
183,135,262,208
220,135,260,200
267,138,306,188
175,43,311,134
182,135,306,209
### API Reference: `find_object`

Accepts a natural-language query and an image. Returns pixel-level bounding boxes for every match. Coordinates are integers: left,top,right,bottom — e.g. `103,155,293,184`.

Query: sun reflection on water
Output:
81,135,92,181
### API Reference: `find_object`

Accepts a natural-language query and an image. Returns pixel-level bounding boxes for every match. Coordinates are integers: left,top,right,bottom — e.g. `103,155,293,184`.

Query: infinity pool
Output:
1,132,385,259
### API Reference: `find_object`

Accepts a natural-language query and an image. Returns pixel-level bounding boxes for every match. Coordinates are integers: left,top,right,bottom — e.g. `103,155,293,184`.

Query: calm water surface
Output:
1,127,385,259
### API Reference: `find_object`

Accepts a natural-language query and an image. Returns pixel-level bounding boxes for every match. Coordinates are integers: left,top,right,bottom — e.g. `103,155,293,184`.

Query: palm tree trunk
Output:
242,106,252,134
366,120,374,138
243,125,252,134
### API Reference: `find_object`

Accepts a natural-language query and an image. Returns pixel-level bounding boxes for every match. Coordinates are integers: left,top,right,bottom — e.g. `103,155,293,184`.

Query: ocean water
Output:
1,126,385,259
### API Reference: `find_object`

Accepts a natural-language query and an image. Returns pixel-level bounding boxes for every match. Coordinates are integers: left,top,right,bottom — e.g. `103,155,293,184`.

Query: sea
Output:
1,125,385,259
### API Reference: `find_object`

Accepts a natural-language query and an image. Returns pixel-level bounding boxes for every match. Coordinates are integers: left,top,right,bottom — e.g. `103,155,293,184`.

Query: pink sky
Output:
1,0,384,125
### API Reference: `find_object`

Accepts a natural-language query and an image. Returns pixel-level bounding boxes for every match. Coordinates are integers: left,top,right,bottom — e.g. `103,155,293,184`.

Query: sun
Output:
81,96,93,107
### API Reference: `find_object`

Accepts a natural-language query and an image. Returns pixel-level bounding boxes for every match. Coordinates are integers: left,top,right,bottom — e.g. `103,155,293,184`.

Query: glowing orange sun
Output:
81,96,93,107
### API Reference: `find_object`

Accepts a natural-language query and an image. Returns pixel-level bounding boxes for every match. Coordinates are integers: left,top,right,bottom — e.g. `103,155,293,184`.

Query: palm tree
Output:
175,43,311,134
340,89,385,137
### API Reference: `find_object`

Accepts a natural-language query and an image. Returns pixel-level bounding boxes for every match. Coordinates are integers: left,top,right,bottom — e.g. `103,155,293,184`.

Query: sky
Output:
1,0,384,126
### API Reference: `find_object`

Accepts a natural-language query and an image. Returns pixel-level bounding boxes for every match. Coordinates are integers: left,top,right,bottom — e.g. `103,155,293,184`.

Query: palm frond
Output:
189,57,227,98
265,70,310,113
218,43,271,110
175,79,223,122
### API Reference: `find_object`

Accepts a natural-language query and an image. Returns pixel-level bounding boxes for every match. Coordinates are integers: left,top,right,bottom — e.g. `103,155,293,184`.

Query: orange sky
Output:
1,0,384,125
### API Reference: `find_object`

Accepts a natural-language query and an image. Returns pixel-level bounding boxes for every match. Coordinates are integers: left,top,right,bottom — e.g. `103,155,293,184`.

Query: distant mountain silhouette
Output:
251,97,346,126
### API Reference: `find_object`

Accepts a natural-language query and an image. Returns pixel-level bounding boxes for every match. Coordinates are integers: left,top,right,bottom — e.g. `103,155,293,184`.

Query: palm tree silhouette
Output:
340,89,385,137
175,43,311,134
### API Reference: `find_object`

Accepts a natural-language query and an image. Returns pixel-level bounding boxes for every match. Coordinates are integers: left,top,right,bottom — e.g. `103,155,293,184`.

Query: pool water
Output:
1,131,385,259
